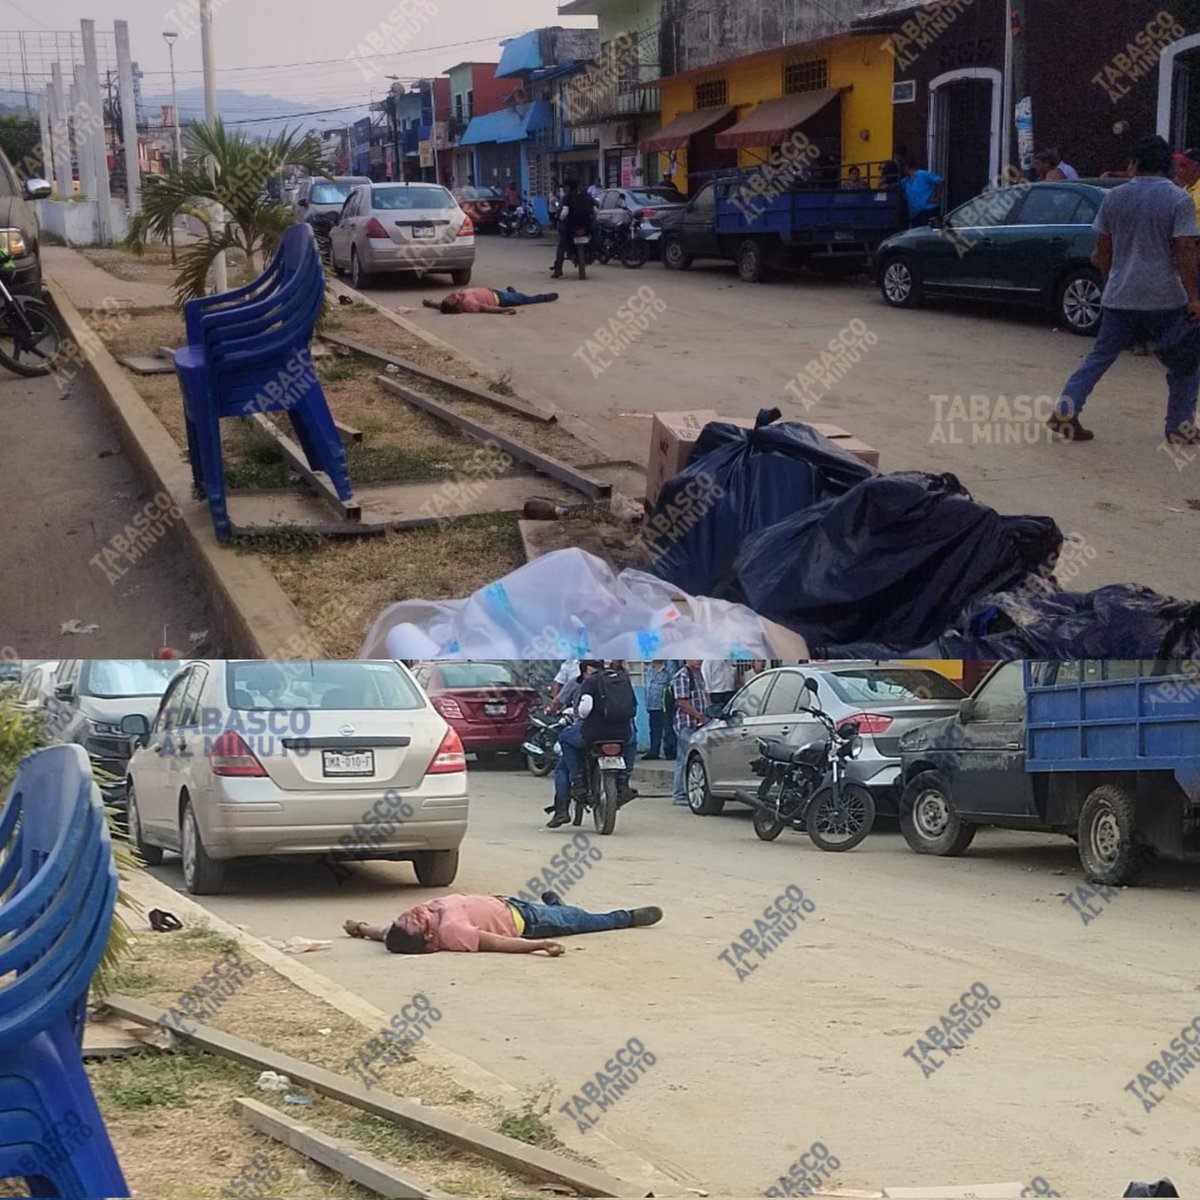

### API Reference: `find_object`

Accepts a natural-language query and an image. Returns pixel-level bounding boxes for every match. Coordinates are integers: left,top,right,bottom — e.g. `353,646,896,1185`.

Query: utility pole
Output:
200,0,228,293
163,30,181,262
1010,0,1032,177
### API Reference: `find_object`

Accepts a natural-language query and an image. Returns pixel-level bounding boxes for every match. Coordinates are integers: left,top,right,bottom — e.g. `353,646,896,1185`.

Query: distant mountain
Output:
0,85,366,138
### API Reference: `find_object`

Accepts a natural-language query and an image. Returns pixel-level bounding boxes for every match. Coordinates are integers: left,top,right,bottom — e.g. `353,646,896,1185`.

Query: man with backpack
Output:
551,661,638,827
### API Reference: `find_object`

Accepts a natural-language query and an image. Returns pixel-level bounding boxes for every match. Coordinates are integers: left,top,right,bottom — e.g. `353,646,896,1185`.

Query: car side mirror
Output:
54,682,74,702
928,215,942,229
24,178,51,200
705,703,726,720
121,713,151,743
959,697,976,723
804,678,819,697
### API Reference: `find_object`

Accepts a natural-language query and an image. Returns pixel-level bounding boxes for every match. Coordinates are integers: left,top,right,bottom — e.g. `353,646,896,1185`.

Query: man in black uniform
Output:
552,178,596,279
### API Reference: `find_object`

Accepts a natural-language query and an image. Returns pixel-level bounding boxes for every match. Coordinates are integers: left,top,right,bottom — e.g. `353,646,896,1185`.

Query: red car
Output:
456,186,505,231
414,661,541,761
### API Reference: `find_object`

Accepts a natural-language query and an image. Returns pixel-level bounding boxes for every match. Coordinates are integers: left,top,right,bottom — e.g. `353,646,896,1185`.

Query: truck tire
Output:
1077,784,1153,886
899,771,976,856
737,238,767,283
663,235,692,271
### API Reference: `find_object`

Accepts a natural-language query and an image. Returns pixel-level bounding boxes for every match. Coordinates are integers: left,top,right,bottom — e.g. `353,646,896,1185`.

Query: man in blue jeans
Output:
423,286,559,315
344,892,663,954
1053,135,1200,445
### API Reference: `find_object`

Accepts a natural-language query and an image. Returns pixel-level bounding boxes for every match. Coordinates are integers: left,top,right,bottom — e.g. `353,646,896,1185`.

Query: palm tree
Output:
127,118,329,302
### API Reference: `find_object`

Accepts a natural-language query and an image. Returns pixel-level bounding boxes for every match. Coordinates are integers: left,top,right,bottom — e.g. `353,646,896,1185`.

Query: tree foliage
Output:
127,118,328,302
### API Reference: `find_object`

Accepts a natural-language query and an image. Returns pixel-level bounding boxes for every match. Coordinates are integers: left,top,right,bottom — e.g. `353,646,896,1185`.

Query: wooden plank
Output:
320,332,555,424
105,994,644,1198
237,1098,453,1200
376,377,610,501
249,412,362,524
334,418,363,446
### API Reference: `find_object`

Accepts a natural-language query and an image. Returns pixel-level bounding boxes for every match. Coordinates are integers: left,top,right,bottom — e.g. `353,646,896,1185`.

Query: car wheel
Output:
880,256,923,308
1077,783,1152,886
686,755,724,815
413,848,459,887
350,250,372,289
662,235,692,271
899,771,976,856
450,268,472,286
127,782,163,866
1056,268,1103,336
180,796,225,895
737,238,767,283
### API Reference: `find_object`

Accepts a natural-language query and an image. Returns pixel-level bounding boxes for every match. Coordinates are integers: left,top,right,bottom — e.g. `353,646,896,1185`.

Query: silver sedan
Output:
329,182,475,289
683,662,966,818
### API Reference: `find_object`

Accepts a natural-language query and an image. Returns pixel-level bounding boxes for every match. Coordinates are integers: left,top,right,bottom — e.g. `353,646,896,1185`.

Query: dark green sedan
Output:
876,179,1127,336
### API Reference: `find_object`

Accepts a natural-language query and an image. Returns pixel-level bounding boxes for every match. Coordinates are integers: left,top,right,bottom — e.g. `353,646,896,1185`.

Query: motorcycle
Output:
521,708,570,777
734,678,876,851
568,224,592,280
498,197,544,239
576,740,626,835
598,212,650,269
0,255,62,378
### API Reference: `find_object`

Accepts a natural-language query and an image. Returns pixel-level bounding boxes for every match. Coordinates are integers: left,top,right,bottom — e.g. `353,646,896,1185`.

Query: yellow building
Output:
647,34,895,195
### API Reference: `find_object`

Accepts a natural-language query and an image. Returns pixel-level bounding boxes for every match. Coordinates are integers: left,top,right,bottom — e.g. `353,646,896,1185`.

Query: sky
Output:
0,0,595,120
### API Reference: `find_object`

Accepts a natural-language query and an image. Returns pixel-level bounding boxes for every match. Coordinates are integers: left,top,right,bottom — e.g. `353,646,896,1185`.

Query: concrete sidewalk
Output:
42,244,175,310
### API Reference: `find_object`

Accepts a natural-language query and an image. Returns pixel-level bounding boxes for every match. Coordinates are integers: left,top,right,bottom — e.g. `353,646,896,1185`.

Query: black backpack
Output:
592,669,636,723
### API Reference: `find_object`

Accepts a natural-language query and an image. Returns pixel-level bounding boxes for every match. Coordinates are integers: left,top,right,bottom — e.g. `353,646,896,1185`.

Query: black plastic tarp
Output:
735,472,1064,649
938,583,1200,658
647,409,875,600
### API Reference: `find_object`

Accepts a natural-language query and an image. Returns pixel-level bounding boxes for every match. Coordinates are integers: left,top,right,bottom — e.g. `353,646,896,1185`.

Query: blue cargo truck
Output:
658,168,905,283
896,660,1200,885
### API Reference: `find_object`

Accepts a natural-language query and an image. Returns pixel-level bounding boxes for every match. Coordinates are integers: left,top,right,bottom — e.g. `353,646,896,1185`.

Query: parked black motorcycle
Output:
498,197,543,239
598,213,650,269
735,679,876,851
0,253,62,378
521,708,570,777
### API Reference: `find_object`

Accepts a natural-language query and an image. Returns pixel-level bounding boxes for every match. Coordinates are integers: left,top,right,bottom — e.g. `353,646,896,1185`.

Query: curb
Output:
122,868,693,1197
46,277,324,658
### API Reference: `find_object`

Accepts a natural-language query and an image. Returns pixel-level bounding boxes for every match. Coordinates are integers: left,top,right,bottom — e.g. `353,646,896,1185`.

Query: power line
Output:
134,30,526,78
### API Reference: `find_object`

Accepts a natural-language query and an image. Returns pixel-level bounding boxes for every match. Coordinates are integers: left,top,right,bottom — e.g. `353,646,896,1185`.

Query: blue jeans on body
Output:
672,726,695,803
507,897,633,938
1060,307,1200,436
647,708,667,756
495,288,558,307
559,720,636,787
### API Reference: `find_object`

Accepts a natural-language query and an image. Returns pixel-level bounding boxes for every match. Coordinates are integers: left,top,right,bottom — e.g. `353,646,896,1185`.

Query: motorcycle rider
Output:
551,178,596,279
546,661,597,829
557,661,638,817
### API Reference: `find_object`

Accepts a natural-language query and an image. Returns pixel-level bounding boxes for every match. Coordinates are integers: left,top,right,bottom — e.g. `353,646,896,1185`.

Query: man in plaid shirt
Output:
671,660,710,807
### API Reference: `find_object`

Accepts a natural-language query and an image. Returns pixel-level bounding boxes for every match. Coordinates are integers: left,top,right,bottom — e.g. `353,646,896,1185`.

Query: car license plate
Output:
484,703,507,716
599,756,625,770
412,224,435,239
574,235,590,244
833,231,855,241
322,749,375,777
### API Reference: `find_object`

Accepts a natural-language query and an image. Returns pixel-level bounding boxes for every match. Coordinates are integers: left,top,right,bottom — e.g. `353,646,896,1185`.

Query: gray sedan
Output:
683,663,965,818
329,182,475,289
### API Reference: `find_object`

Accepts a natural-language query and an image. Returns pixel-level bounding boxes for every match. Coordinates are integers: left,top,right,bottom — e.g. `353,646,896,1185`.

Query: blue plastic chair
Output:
0,744,129,1199
174,223,353,541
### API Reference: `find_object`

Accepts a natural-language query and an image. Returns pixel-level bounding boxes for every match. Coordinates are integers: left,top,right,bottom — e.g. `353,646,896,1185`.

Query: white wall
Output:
35,199,130,246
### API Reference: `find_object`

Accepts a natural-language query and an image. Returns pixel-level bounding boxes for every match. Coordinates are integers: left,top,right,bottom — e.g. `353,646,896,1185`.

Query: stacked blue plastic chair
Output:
174,222,353,541
0,744,129,1198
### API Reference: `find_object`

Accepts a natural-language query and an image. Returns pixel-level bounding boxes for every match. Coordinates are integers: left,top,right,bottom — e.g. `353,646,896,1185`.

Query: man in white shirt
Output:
702,660,737,711
549,659,581,705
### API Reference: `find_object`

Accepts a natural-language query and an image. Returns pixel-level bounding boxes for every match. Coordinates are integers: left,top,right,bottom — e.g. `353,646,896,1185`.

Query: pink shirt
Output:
410,894,518,952
446,287,498,313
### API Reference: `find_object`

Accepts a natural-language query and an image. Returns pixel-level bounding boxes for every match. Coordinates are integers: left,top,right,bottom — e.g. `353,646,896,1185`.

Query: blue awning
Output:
496,31,542,78
459,102,551,147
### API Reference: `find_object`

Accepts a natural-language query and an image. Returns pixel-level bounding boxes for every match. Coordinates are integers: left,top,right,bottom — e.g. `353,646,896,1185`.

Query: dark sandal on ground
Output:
631,906,663,927
148,908,183,932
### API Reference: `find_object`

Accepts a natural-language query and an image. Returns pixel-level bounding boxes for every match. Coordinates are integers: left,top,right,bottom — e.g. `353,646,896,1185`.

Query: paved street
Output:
372,235,1200,600
0,368,215,658
149,761,1200,1197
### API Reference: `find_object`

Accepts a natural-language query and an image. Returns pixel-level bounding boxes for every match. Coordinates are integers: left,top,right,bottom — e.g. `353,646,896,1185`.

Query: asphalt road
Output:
149,761,1200,1197
0,369,217,658
367,234,1200,601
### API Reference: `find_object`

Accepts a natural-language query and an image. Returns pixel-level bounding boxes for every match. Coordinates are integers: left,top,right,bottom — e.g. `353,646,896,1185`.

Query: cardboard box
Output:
720,415,881,470
646,410,720,505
